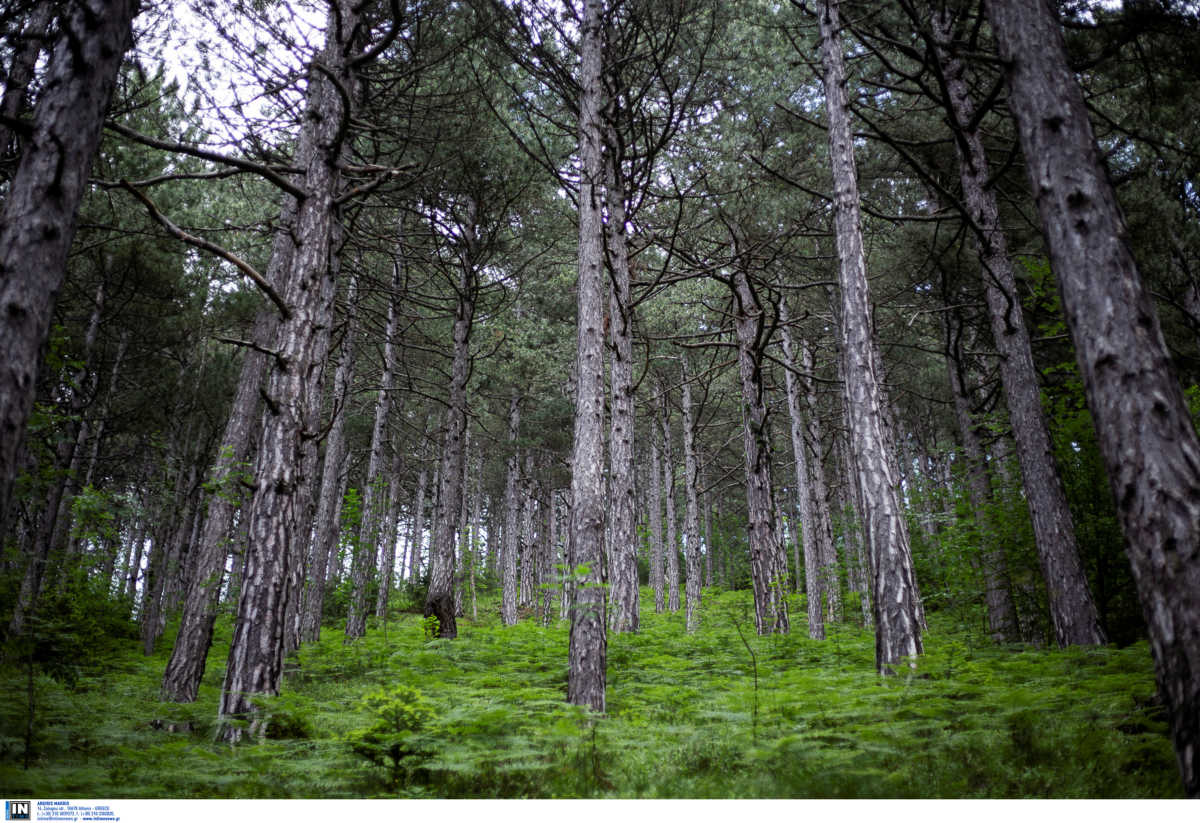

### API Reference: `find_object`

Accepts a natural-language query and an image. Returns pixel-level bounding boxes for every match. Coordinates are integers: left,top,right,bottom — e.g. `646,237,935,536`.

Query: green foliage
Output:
0,589,1180,798
343,685,436,787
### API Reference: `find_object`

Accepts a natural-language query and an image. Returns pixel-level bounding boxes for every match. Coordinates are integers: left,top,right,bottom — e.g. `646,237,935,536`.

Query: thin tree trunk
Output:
661,404,681,614
988,0,1200,795
567,0,608,713
405,462,429,582
649,431,665,614
800,340,841,622
0,1,54,167
0,0,139,533
818,0,920,669
680,356,703,633
374,442,405,619
501,395,522,626
780,310,825,639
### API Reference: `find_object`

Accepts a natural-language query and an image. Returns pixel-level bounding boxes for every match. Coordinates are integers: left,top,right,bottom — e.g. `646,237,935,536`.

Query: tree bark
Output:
818,0,920,668
780,309,825,639
661,402,681,614
649,428,666,614
680,356,704,633
218,0,361,741
730,267,789,635
501,394,522,626
567,0,608,713
930,9,1104,647
988,0,1200,795
1,0,139,615
799,339,841,622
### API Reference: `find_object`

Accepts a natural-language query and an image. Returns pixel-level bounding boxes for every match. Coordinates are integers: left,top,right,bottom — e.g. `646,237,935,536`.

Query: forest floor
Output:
0,588,1182,798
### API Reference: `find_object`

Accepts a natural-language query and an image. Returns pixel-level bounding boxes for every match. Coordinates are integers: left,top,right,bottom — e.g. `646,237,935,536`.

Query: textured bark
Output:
988,0,1200,795
519,453,537,609
0,1,54,168
218,1,361,741
661,404,681,614
423,258,475,639
405,460,429,581
730,267,789,635
162,301,276,702
943,309,1019,643
930,10,1103,647
648,431,666,614
605,141,639,635
0,0,138,586
780,312,824,639
501,395,521,626
799,340,841,622
374,444,405,619
819,0,920,668
567,0,608,713
680,357,703,633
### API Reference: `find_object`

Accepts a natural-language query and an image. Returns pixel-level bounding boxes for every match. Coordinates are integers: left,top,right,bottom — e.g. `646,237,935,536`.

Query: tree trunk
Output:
818,0,920,669
730,266,789,635
0,0,138,534
799,339,841,622
162,302,275,701
680,356,703,633
780,310,825,639
501,395,521,626
218,0,361,741
931,9,1104,647
374,442,405,619
661,403,681,614
988,0,1200,795
567,0,607,713
405,460,429,582
0,1,54,169
423,260,475,639
649,429,666,614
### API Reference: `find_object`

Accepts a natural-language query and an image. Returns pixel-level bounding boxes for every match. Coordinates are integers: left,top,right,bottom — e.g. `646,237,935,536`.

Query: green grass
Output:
0,588,1181,798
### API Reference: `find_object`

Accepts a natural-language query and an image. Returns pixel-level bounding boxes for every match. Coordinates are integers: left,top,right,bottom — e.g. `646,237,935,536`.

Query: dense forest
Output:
1,0,1199,799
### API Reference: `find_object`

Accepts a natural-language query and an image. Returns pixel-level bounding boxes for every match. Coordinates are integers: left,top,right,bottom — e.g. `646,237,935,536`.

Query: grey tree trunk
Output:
730,267,789,635
780,310,825,639
375,443,405,619
605,142,639,635
161,301,276,701
818,0,920,669
501,395,522,626
423,259,475,639
649,431,666,614
520,453,537,610
567,0,608,713
405,459,429,582
661,403,681,614
988,0,1200,795
680,356,703,633
930,10,1104,647
0,1,54,167
799,339,841,622
218,0,361,741
0,0,138,533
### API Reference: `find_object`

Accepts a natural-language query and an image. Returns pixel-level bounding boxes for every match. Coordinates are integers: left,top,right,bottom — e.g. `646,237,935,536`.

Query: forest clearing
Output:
2,0,1200,801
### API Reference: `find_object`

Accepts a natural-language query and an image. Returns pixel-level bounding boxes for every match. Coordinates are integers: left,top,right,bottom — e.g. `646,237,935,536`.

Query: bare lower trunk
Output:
0,0,139,532
799,340,841,622
218,1,360,741
680,357,703,633
649,433,665,613
819,0,920,668
731,267,789,635
567,0,607,713
661,405,681,614
988,0,1200,795
780,311,824,639
501,395,522,626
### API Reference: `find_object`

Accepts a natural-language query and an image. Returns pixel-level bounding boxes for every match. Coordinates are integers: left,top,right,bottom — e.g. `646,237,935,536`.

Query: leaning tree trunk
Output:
0,1,54,168
930,10,1104,647
218,0,361,742
161,296,278,701
780,308,825,639
567,0,608,713
818,0,920,670
423,262,475,639
988,0,1200,796
730,266,789,635
680,356,704,633
501,395,522,626
0,0,139,569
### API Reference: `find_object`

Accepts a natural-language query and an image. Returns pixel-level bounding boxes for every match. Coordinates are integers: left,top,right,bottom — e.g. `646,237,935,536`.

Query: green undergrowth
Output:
0,589,1180,798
